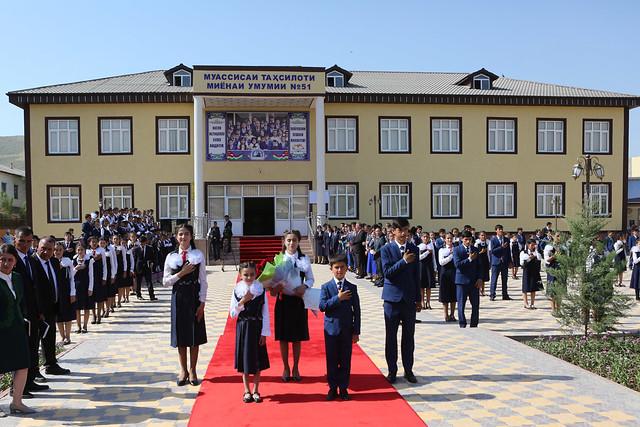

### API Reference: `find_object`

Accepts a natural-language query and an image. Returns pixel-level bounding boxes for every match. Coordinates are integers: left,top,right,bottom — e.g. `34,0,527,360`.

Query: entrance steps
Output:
207,236,312,267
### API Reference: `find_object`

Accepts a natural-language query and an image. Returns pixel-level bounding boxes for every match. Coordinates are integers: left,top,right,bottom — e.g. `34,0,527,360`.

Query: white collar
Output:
334,277,345,287
395,240,407,250
0,271,11,283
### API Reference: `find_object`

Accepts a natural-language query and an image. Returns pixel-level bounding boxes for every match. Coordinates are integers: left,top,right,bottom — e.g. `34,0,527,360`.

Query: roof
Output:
0,164,25,177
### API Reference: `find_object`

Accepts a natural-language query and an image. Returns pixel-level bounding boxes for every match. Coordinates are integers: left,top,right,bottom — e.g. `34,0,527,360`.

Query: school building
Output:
7,64,640,237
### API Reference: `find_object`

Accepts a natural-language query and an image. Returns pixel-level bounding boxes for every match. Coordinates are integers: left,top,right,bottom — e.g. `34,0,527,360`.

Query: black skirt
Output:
235,318,270,374
75,281,95,310
274,294,309,342
171,279,207,348
438,264,457,303
420,259,436,289
57,272,76,322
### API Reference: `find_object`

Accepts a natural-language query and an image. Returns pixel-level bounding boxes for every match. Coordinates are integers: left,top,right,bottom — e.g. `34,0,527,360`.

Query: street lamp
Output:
571,154,605,208
368,195,380,225
551,195,561,232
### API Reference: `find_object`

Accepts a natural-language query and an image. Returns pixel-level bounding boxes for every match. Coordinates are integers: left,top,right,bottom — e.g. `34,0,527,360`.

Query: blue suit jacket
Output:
319,279,361,336
380,241,421,304
489,236,511,266
453,244,480,286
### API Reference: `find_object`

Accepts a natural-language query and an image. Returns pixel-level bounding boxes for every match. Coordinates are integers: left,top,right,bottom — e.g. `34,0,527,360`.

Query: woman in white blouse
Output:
438,233,457,322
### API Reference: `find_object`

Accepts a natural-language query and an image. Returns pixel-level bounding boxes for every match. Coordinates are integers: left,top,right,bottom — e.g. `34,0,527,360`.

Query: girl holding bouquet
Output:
272,230,314,382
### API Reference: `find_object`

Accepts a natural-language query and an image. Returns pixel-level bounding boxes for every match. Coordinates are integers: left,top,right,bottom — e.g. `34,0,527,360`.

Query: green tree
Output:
548,205,633,336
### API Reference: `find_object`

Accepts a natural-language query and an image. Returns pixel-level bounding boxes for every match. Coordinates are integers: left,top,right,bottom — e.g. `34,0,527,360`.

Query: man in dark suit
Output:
453,231,483,328
489,224,512,301
380,217,421,384
319,254,361,401
81,214,94,245
222,215,233,253
351,223,367,279
31,237,70,376
133,236,157,300
207,221,221,261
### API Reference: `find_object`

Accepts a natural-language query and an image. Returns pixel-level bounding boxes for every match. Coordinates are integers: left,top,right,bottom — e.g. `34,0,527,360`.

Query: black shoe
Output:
177,377,188,387
326,388,338,401
386,373,397,384
502,296,513,301
490,297,496,301
339,389,350,401
26,382,49,392
35,372,47,383
415,319,422,324
22,391,34,399
45,365,70,375
150,297,158,301
404,372,418,383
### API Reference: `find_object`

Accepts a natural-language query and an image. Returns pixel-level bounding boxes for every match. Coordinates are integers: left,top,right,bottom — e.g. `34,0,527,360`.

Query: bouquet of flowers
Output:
257,253,320,310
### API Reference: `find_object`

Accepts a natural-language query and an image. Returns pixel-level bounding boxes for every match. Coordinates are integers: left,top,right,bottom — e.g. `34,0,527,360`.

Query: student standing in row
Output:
489,225,512,301
520,239,543,309
453,231,482,328
438,233,457,322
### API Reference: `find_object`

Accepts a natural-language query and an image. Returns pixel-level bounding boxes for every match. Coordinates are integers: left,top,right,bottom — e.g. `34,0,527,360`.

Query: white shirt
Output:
614,240,625,255
474,239,490,262
280,252,314,295
543,244,556,267
520,250,542,267
58,257,76,297
229,280,270,337
36,255,58,302
71,255,95,294
108,244,127,277
631,246,640,265
438,246,454,266
0,271,15,298
87,248,109,281
418,243,432,261
162,247,208,302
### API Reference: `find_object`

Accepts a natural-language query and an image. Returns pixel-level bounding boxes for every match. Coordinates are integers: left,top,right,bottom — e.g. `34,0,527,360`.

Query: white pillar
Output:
193,96,205,236
315,96,326,226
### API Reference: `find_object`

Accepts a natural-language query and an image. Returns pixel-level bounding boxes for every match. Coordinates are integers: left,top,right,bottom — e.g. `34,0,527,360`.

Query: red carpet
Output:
189,296,426,426
239,237,283,262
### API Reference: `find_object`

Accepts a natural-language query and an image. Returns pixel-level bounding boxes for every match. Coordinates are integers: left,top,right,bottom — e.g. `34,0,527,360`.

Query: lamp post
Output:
571,154,605,210
551,195,560,232
368,195,379,225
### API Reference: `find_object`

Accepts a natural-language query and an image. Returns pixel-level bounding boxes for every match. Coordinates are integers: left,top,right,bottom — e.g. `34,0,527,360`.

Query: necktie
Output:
400,245,405,255
182,250,187,264
337,281,343,291
45,261,57,302
24,255,32,279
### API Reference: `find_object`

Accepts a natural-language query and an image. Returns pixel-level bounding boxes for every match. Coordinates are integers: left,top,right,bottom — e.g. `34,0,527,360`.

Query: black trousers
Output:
26,317,40,384
490,264,509,298
41,312,58,367
383,300,416,375
324,328,353,390
354,251,365,277
136,269,155,298
210,239,220,260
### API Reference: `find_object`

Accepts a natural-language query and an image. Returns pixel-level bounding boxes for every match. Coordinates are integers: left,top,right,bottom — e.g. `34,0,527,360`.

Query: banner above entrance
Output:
193,66,326,96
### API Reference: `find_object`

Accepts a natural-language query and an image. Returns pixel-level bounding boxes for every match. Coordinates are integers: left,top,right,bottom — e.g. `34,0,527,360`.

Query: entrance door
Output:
243,197,275,235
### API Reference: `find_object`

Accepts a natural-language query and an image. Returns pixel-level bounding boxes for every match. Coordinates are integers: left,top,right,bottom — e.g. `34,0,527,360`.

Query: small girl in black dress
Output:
475,231,491,297
54,242,75,344
418,232,436,309
73,244,95,333
510,233,521,279
438,233,457,322
230,262,270,403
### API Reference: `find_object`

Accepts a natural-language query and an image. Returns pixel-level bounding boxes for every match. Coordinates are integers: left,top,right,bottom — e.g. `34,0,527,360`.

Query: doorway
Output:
243,197,275,235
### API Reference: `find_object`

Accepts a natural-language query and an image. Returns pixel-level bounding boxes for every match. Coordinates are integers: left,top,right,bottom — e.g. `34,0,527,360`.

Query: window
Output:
48,185,81,222
431,183,461,218
537,119,565,153
173,70,192,87
473,74,491,90
587,183,611,217
46,118,79,155
536,183,564,217
487,183,516,217
157,184,190,219
328,184,358,218
99,118,132,154
13,184,18,200
380,184,411,218
157,117,190,153
584,120,611,154
326,71,344,87
379,118,410,152
101,185,133,209
0,182,6,194
487,118,516,153
327,117,357,152
431,118,461,153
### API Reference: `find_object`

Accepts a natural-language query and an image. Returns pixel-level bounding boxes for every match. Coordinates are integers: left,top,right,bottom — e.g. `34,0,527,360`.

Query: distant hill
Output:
0,136,25,170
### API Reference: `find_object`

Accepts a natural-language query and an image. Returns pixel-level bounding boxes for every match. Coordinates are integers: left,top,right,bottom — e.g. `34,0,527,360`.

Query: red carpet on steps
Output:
239,237,283,262
189,296,426,426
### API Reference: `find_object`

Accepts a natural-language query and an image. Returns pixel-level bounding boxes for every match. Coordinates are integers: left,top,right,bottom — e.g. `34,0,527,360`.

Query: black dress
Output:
235,291,270,374
74,258,95,310
170,254,207,348
114,247,128,289
56,260,76,322
419,246,436,289
438,249,457,303
274,254,310,342
476,241,490,282
93,253,107,303
106,250,117,297
511,240,521,268
0,272,30,373
522,252,544,293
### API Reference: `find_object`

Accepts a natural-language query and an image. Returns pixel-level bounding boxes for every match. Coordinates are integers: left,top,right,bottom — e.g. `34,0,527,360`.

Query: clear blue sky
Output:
2,0,639,155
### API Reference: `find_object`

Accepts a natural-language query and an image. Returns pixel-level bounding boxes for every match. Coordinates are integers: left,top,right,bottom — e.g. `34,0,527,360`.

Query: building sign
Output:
193,67,325,95
206,112,309,161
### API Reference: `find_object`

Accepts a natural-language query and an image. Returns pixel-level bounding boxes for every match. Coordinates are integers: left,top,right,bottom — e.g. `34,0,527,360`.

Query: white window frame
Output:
536,184,564,217
584,120,611,154
99,118,132,154
327,117,357,152
47,118,79,154
380,118,410,152
473,74,491,90
101,185,133,209
158,185,189,219
328,184,358,219
488,119,516,153
381,184,410,218
432,183,461,218
326,71,344,87
431,118,461,153
173,70,192,87
48,186,80,222
537,120,565,153
487,183,515,217
158,118,189,153
588,183,610,217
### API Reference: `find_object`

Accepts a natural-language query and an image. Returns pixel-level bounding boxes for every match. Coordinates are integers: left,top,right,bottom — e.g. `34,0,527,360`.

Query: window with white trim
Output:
173,70,191,87
473,74,491,90
431,119,460,152
49,186,80,222
326,71,344,87
327,118,357,152
487,184,515,217
381,184,410,218
328,184,357,218
537,120,564,153
584,120,610,153
536,184,564,217
158,118,189,153
380,118,409,152
158,185,189,219
488,119,516,152
100,119,131,154
47,119,79,154
588,184,610,216
101,185,133,209
432,183,461,218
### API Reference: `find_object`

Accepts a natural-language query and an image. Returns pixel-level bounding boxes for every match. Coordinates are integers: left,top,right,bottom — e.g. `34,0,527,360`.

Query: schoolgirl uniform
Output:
110,243,128,289
437,245,457,304
103,246,118,298
418,242,436,289
73,255,95,310
56,257,76,322
630,245,640,300
520,249,544,294
230,280,270,374
474,238,491,282
614,239,627,273
88,247,108,304
510,237,521,268
544,244,558,285
274,251,315,343
366,234,377,277
163,247,208,348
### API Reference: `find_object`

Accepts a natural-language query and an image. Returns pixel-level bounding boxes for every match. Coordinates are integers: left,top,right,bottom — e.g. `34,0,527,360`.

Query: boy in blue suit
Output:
319,254,361,401
453,231,483,328
380,218,421,384
489,224,512,301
